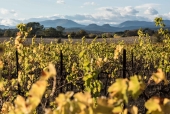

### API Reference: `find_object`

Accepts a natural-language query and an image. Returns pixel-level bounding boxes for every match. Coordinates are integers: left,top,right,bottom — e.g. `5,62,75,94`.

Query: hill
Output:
1,19,170,32
39,19,85,28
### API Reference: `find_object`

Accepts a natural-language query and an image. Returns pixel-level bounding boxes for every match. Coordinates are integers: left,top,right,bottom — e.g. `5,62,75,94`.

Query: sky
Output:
0,0,170,26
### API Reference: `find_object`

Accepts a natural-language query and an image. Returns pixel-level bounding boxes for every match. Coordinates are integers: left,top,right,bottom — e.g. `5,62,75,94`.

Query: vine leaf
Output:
145,97,163,113
108,78,128,104
79,50,85,58
55,92,73,108
130,106,138,114
128,76,145,99
94,97,114,113
151,68,169,85
74,92,93,106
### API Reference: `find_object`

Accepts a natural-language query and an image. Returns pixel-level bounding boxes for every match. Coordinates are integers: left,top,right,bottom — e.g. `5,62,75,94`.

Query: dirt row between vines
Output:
0,36,156,44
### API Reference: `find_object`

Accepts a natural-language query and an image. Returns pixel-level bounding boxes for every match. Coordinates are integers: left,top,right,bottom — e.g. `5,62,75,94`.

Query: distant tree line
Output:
0,22,163,40
0,22,66,38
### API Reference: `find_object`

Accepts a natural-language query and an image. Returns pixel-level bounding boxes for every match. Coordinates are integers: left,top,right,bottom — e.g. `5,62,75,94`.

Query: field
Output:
0,36,154,44
0,23,170,114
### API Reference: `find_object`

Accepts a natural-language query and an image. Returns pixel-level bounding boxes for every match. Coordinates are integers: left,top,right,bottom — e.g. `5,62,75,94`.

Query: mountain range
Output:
1,19,170,32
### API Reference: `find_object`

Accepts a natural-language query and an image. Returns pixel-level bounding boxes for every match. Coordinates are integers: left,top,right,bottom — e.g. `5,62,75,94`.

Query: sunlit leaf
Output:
128,76,145,99
151,68,169,85
108,78,128,103
145,97,162,113
130,106,138,114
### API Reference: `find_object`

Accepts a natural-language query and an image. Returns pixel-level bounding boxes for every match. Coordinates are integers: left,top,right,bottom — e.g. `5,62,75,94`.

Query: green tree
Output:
124,30,138,36
143,28,155,36
44,27,59,37
0,29,4,37
67,32,76,38
114,31,124,36
56,26,65,37
3,29,13,37
88,33,97,38
26,22,44,37
76,30,87,38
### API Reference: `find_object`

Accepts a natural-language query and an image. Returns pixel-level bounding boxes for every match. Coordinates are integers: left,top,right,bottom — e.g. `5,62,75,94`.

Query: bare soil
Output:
0,36,154,44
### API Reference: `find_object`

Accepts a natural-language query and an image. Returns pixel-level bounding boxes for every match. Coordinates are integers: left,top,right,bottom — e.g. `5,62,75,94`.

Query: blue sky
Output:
0,0,170,26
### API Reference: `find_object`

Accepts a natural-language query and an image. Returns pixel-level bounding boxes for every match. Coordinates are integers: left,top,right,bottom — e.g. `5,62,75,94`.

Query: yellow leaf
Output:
48,63,56,77
151,68,169,85
27,80,47,110
112,106,123,113
145,97,162,113
94,97,114,113
130,106,138,114
128,76,145,99
74,92,93,106
163,98,170,113
108,78,128,103
14,95,27,112
28,80,47,98
0,60,3,69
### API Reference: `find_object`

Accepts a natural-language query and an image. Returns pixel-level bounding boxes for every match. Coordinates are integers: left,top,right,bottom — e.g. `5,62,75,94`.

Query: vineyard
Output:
0,17,170,114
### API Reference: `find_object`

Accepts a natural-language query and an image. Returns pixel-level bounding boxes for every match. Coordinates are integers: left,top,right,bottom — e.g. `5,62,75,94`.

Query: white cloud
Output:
49,9,148,25
118,6,139,15
0,8,17,16
56,0,65,4
80,6,84,8
0,19,18,26
90,6,151,24
135,3,160,9
14,13,18,17
84,2,96,6
81,2,97,8
18,6,151,25
0,8,8,14
65,14,93,20
159,12,170,20
0,4,170,26
144,7,158,15
74,20,96,25
97,6,139,16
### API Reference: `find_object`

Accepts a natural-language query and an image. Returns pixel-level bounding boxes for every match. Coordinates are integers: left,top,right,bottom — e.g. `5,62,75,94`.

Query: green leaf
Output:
128,76,145,99
79,50,85,58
